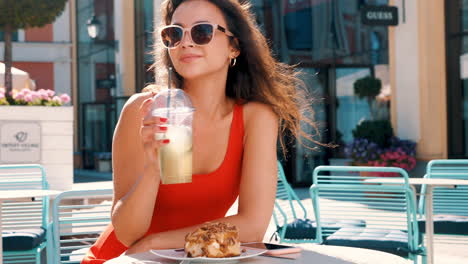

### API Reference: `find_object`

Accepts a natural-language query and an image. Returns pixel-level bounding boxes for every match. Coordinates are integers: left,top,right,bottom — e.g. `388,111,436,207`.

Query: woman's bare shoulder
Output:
125,92,153,110
242,101,278,126
120,92,153,118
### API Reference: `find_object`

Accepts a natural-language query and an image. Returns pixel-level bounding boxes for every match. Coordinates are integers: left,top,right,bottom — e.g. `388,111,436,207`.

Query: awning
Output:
0,62,36,90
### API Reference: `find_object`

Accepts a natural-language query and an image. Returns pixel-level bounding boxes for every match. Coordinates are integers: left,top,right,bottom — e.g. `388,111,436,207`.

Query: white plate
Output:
150,247,267,263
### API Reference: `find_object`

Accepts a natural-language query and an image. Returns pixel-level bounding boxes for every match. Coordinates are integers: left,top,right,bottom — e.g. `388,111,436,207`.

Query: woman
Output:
82,0,316,262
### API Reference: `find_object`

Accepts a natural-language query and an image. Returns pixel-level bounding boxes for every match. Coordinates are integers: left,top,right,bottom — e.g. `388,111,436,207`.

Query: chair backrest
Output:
274,161,307,220
52,189,113,264
0,164,49,230
310,165,420,251
419,159,468,216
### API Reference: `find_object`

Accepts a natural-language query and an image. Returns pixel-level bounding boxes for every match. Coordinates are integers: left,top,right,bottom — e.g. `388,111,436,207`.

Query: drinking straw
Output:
167,67,173,120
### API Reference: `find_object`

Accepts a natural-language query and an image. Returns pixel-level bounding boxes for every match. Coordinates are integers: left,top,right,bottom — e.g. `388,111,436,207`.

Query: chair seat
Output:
279,218,366,240
320,219,367,237
2,227,46,251
279,218,316,239
418,215,468,235
324,227,410,257
60,247,90,263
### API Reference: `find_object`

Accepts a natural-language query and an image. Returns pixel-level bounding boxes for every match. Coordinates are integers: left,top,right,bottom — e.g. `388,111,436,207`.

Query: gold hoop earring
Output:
230,57,237,67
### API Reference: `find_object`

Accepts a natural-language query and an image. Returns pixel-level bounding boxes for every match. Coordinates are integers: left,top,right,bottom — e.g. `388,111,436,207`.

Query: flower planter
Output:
0,106,74,190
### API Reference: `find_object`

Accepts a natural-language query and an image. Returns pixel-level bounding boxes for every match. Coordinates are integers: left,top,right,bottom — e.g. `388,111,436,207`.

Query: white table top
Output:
72,181,113,191
0,189,61,200
364,178,468,186
104,244,411,264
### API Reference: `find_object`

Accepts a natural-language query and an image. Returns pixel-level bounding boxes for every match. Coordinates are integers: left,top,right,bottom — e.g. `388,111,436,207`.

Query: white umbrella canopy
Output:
0,62,36,90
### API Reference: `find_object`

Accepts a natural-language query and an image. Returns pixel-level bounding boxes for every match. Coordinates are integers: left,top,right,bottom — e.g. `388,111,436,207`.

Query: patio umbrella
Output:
0,62,36,90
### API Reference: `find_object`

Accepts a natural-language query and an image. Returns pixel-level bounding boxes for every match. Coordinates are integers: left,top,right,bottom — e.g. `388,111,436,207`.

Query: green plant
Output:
352,120,394,148
354,76,382,120
0,0,68,95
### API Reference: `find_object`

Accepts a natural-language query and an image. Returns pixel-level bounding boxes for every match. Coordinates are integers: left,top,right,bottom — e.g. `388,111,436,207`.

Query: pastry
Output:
184,222,241,258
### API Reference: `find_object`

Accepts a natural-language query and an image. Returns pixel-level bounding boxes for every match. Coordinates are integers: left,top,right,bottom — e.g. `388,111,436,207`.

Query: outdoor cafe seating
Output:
2,160,468,263
273,161,365,244
51,189,113,264
0,164,53,264
418,160,468,240
309,165,426,264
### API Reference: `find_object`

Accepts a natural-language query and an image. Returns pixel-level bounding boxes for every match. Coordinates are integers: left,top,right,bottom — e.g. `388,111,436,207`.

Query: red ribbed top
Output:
82,103,244,264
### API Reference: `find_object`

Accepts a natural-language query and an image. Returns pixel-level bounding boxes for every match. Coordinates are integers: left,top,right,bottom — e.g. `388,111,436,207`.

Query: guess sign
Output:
361,5,399,26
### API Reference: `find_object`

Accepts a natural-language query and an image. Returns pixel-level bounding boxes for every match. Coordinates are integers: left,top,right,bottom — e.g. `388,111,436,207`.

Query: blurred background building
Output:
0,0,457,186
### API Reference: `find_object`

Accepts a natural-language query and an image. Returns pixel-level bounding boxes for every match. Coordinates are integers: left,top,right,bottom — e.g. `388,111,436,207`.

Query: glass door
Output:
335,68,372,146
446,0,468,157
289,68,328,185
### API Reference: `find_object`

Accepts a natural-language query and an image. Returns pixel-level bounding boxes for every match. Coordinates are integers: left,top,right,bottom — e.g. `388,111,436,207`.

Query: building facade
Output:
1,0,463,185
0,3,72,99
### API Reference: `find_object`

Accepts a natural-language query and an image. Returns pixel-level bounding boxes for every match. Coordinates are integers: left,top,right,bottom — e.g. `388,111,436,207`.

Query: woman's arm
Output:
126,102,278,253
111,93,168,247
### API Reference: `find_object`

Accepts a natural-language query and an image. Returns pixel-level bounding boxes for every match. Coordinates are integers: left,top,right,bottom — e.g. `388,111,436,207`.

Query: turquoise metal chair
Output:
0,164,53,263
273,161,366,243
272,161,319,243
418,159,468,242
52,189,113,264
310,166,425,264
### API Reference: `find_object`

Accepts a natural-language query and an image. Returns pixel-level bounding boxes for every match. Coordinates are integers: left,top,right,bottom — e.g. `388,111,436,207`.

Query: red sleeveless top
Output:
82,103,244,264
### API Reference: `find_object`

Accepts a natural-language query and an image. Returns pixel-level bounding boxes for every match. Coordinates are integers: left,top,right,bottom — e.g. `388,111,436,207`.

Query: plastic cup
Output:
151,89,194,184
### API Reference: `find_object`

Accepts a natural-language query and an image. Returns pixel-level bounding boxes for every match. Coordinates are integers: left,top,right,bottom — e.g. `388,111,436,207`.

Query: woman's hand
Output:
125,234,158,255
139,98,169,170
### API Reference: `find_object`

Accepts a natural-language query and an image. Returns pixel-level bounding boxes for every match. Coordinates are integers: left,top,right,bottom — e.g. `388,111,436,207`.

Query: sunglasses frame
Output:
160,22,235,49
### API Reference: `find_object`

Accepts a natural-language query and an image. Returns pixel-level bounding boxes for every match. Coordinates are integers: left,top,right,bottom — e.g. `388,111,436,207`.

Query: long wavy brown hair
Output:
147,0,322,154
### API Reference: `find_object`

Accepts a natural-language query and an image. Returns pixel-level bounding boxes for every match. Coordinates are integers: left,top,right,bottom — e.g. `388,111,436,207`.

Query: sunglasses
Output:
160,22,235,48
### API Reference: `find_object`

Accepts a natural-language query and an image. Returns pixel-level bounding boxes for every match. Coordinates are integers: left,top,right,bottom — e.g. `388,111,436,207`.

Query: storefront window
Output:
76,0,117,169
250,0,391,184
0,31,18,41
447,0,468,157
135,0,155,91
282,0,388,65
283,0,313,51
294,68,328,184
460,36,468,155
462,0,468,31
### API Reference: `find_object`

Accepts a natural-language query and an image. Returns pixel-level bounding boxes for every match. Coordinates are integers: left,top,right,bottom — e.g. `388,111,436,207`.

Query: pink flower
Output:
20,88,30,95
52,96,62,104
59,94,71,104
30,91,40,102
0,93,4,100
0,87,5,93
46,89,55,97
38,89,49,100
24,94,33,103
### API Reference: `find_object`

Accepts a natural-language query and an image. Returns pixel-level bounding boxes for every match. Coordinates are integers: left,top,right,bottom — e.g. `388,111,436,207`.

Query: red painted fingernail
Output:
162,139,170,144
160,126,168,131
160,117,168,122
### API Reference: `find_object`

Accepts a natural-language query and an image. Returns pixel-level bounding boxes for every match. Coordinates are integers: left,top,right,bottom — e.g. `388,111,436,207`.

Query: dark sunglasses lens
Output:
161,27,183,48
191,24,214,45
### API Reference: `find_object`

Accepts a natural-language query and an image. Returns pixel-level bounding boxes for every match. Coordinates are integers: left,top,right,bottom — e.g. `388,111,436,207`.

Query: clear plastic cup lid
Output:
150,88,194,114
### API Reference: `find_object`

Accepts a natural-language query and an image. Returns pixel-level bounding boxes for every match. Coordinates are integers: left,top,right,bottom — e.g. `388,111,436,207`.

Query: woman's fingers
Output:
139,98,153,119
142,116,168,126
143,139,170,163
139,97,171,166
140,125,168,141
